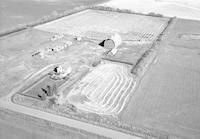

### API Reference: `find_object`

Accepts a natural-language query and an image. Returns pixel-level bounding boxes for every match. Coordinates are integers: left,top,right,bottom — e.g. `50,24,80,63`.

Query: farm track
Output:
0,97,141,139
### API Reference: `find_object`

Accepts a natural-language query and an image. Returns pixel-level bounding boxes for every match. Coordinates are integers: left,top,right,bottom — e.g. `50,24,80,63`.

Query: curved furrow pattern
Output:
114,79,131,107
83,64,115,96
97,71,119,103
101,69,125,108
99,71,122,106
111,80,135,114
95,65,120,100
95,74,116,101
67,63,135,115
86,68,113,97
85,76,104,97
103,78,129,113
79,71,104,94
112,79,134,113
89,74,114,100
70,73,120,112
88,80,133,115
81,69,110,96
93,73,131,113
104,78,132,114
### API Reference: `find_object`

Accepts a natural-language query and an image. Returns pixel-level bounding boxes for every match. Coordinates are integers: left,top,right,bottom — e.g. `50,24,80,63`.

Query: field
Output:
0,29,54,97
35,9,168,42
0,107,109,139
0,1,200,139
120,18,200,139
2,8,172,139
0,0,108,32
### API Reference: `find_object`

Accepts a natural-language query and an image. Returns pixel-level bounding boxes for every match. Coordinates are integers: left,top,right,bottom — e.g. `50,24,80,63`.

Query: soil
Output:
120,18,200,139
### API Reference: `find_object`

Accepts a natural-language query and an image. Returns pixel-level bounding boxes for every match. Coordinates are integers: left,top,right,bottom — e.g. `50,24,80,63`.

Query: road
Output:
0,95,141,139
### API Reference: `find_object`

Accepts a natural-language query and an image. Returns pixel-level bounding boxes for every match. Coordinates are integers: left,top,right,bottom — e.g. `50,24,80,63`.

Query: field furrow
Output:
66,62,134,115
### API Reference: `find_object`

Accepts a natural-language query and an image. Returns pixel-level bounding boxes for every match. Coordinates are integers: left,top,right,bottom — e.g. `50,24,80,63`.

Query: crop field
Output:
119,19,200,139
35,9,169,43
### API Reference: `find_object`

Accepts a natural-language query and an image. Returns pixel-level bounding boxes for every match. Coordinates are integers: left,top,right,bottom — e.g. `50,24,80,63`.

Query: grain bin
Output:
100,33,122,49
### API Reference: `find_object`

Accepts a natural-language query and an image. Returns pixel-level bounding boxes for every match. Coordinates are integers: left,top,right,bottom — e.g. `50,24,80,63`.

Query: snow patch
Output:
102,0,200,20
